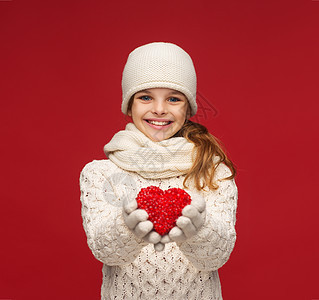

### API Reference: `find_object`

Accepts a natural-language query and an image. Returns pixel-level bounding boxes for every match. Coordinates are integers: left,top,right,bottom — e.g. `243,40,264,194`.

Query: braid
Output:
174,120,237,191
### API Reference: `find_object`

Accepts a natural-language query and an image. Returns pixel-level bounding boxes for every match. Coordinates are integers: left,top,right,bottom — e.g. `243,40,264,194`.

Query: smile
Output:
144,120,173,129
147,120,172,125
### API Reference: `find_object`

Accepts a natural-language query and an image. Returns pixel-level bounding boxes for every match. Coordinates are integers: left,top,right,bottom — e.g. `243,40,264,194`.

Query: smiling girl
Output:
80,42,238,299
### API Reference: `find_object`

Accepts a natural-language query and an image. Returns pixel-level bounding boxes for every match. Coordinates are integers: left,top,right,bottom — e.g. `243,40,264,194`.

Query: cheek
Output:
130,104,139,119
175,105,188,119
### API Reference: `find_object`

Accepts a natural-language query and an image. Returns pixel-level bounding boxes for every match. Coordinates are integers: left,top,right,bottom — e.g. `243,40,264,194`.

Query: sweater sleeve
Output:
79,160,148,266
177,162,238,272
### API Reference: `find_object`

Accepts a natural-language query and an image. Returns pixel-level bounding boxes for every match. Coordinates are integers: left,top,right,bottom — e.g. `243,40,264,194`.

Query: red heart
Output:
136,186,192,236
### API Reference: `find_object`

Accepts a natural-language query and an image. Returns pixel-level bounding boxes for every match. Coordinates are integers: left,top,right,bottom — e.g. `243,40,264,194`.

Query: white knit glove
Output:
123,198,164,245
153,235,171,252
168,190,206,243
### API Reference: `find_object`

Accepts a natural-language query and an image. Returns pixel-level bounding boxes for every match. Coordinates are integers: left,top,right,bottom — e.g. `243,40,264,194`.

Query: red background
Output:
1,0,319,299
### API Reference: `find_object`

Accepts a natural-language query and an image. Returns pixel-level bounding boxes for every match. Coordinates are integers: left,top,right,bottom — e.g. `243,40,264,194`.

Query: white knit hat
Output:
121,42,197,116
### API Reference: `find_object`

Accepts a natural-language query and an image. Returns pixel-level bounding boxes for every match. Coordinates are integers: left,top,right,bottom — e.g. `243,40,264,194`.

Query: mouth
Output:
144,119,173,129
146,120,172,125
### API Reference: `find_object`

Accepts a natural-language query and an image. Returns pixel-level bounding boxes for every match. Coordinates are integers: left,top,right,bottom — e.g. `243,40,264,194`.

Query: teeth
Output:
148,120,171,126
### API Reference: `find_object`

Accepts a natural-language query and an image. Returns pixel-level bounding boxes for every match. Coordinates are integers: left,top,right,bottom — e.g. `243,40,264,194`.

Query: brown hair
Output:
175,120,237,191
126,95,237,191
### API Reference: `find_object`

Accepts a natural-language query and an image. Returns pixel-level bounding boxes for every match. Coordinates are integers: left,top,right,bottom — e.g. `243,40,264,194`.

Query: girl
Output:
79,42,238,299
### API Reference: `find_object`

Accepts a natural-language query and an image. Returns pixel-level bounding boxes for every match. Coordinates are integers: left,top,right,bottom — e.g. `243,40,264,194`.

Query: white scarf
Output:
103,123,196,179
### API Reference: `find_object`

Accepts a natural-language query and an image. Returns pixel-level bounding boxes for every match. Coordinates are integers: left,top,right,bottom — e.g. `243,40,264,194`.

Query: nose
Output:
151,99,167,115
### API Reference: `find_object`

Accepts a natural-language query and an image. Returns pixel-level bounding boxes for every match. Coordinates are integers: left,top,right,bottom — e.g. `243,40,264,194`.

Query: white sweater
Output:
79,159,238,300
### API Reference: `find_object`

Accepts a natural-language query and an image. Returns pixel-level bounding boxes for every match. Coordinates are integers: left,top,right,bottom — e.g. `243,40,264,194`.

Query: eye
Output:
139,95,152,101
168,97,181,102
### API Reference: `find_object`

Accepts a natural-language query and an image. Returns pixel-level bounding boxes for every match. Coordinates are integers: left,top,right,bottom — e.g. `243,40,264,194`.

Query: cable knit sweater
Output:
79,157,238,299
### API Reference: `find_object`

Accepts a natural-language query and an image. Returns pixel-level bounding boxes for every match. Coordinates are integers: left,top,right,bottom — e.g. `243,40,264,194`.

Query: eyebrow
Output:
136,89,184,96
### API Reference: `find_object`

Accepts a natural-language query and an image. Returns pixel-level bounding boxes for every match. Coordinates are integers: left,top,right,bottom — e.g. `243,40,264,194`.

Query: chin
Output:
148,133,167,142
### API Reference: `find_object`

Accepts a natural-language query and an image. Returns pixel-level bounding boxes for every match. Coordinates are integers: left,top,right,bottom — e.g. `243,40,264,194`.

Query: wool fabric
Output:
103,122,207,179
121,42,197,116
79,158,238,299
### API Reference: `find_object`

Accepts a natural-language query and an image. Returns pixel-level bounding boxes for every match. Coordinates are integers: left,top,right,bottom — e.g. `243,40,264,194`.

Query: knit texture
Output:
121,42,197,116
103,122,207,179
79,159,238,299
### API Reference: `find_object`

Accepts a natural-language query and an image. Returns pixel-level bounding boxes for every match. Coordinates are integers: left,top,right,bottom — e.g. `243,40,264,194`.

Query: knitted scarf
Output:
103,123,196,179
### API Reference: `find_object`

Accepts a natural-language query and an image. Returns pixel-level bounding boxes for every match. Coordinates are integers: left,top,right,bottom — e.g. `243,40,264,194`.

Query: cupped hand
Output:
168,190,206,242
123,198,163,245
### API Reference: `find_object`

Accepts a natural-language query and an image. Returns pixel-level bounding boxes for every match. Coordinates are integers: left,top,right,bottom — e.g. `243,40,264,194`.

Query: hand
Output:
153,234,171,252
168,190,206,243
123,198,162,244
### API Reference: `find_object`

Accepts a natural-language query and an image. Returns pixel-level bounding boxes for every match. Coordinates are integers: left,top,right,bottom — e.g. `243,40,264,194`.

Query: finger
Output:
143,230,161,244
176,216,197,238
154,242,165,252
182,205,198,218
182,205,205,229
160,234,171,244
123,198,138,214
134,220,153,238
125,209,148,229
169,226,186,242
191,196,206,213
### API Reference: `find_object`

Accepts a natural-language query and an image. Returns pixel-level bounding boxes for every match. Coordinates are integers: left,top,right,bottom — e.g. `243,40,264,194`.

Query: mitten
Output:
153,235,171,252
168,190,206,243
123,197,162,244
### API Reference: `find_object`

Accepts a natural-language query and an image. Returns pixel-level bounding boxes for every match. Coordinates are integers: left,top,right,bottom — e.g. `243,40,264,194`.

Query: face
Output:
127,88,191,142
